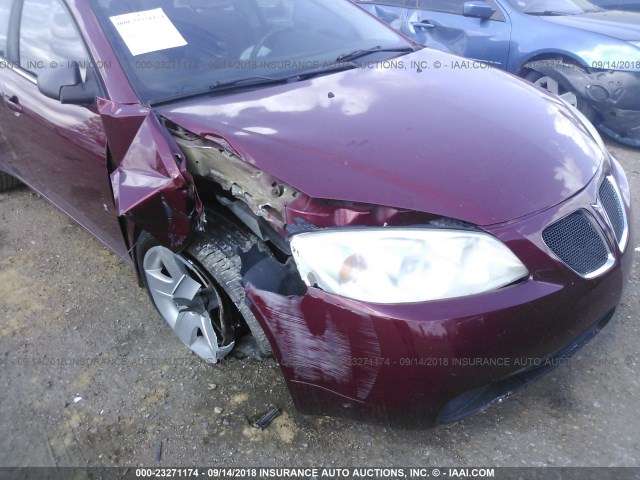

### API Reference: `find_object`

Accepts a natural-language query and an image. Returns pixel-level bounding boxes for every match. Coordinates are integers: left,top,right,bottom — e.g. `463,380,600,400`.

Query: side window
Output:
19,0,88,76
418,0,504,20
357,0,419,6
418,0,467,14
0,0,12,57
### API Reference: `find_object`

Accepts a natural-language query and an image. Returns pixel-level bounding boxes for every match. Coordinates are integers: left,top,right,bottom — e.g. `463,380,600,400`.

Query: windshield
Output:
505,0,602,14
89,0,410,104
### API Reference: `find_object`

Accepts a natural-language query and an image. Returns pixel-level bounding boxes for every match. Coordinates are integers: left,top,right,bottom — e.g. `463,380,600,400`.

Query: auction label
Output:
110,8,187,56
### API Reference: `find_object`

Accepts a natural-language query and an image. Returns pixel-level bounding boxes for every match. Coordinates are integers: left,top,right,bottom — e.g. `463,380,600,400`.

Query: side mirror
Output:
463,1,497,19
37,62,97,105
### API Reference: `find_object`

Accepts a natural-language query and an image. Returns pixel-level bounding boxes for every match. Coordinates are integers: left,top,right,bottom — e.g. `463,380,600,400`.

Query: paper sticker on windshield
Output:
109,8,187,56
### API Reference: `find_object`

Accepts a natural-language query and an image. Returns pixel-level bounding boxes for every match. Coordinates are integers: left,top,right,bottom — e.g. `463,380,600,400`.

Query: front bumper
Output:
245,161,634,427
585,70,640,147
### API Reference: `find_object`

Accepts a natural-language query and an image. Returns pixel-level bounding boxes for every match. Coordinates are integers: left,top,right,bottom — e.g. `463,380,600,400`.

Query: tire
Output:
524,68,598,123
0,172,20,192
136,212,272,362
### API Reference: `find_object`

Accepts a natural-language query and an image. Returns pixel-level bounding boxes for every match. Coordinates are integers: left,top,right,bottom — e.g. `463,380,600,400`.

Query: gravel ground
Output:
0,141,639,468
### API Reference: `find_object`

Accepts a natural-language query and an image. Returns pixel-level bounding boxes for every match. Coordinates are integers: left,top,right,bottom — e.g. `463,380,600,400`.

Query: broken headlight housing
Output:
290,228,529,304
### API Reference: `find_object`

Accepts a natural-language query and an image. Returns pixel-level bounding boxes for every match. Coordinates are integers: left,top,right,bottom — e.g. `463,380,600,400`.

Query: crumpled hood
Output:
542,11,640,41
157,49,603,226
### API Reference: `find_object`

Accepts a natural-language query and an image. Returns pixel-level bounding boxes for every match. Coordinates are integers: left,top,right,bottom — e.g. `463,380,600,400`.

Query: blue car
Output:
590,0,640,11
357,0,640,146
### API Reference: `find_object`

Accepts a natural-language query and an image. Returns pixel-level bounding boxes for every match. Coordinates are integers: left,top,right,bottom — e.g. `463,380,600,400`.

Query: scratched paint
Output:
245,285,381,402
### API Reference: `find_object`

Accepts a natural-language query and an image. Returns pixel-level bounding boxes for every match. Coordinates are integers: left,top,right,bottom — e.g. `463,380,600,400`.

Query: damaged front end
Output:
526,61,640,147
161,117,435,250
163,119,297,254
124,89,636,426
158,118,453,419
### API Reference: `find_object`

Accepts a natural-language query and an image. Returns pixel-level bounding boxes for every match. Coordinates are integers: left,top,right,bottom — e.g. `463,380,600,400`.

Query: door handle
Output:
412,20,436,29
5,95,23,114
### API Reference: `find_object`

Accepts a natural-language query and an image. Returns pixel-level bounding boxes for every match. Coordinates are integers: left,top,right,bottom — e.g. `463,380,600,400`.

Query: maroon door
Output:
0,0,127,260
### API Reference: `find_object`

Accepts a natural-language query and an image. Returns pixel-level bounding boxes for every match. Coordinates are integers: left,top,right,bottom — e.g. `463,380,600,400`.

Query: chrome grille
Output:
542,210,612,278
598,175,628,250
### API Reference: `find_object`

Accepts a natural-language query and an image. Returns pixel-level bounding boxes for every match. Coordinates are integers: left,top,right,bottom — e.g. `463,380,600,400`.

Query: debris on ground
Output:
252,406,281,430
155,440,163,462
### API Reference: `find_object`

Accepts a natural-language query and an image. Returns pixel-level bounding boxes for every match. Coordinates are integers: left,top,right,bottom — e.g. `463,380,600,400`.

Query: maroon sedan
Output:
0,0,634,425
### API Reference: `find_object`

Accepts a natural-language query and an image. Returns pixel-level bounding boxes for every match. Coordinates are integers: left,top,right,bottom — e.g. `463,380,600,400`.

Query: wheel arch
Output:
135,206,293,357
517,51,590,77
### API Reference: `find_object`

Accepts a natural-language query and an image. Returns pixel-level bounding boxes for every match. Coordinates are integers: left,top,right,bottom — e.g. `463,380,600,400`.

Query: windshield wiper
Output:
335,45,418,63
151,76,293,106
208,75,292,92
150,46,420,106
291,61,360,80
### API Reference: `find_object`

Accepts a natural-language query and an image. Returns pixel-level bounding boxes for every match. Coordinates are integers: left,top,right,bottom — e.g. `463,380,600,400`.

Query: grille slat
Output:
542,210,610,277
599,177,626,246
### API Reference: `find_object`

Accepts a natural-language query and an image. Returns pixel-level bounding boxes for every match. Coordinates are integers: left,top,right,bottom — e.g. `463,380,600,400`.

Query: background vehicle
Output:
357,0,640,147
589,0,640,11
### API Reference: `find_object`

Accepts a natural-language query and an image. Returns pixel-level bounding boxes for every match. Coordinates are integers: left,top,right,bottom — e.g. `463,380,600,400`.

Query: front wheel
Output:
137,214,272,363
0,172,21,193
524,69,597,123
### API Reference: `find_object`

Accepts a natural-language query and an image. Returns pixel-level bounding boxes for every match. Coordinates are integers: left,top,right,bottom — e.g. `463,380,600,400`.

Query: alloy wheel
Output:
533,75,578,108
142,246,234,363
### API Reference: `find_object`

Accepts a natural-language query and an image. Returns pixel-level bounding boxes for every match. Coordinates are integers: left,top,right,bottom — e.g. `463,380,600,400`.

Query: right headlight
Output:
290,228,529,304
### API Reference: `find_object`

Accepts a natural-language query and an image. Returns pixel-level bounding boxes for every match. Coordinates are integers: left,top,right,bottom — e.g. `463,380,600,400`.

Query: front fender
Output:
98,99,202,251
507,12,640,73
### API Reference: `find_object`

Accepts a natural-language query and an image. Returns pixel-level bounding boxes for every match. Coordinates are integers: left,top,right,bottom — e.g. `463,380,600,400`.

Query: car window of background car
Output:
0,0,11,58
19,0,89,77
504,0,602,13
418,0,467,14
89,0,408,104
360,0,410,5
417,0,504,20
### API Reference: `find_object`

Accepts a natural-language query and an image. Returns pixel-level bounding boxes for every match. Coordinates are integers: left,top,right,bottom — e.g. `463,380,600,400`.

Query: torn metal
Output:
98,99,202,251
166,121,298,231
526,61,640,146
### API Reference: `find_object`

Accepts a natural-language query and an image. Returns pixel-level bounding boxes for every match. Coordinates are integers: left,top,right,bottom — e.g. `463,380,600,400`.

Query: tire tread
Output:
185,216,273,356
0,172,20,192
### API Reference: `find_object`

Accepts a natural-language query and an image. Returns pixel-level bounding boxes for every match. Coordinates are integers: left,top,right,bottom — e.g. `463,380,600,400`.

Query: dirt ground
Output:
1,141,639,468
